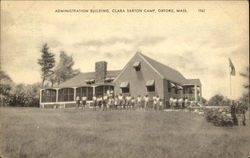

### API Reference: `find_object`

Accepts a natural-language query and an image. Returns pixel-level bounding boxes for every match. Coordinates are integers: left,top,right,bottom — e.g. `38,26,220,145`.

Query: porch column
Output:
93,86,96,96
55,88,59,102
39,89,43,108
194,84,198,102
200,85,202,102
73,87,77,101
179,89,184,98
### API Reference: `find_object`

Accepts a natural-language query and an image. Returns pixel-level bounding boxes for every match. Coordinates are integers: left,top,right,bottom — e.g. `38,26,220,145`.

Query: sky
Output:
1,1,249,100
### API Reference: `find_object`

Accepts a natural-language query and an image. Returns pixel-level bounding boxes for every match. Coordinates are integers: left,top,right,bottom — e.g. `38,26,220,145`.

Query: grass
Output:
0,107,249,158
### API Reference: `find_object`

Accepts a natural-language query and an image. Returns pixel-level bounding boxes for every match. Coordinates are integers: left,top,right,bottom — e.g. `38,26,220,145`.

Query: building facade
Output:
40,52,202,108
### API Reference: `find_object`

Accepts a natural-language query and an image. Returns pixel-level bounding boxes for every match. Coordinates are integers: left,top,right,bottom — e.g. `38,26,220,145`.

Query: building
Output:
40,52,202,108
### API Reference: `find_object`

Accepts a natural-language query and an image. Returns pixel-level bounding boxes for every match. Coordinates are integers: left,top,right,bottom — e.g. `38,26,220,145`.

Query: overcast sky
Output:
1,1,249,100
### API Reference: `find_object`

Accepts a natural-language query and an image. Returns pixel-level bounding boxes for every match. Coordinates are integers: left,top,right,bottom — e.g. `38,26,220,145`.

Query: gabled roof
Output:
139,53,187,85
138,53,201,86
59,70,121,88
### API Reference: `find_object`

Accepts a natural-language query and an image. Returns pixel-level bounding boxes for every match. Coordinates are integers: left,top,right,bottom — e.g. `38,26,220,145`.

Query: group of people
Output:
76,92,164,110
169,97,190,109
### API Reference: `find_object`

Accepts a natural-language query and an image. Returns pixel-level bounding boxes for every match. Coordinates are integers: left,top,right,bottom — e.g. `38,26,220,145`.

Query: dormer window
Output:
105,77,115,83
133,61,141,71
85,79,95,84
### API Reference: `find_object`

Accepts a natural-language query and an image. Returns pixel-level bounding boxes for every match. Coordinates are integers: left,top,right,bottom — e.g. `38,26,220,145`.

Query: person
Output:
131,97,135,110
81,95,87,109
155,95,160,110
169,97,174,109
110,90,114,98
92,95,97,110
159,98,163,110
125,94,132,110
137,95,142,109
184,97,189,108
107,96,114,110
102,94,108,111
173,97,177,109
114,95,119,110
144,95,149,109
153,95,157,110
178,98,183,109
76,96,80,108
97,96,103,109
118,94,124,109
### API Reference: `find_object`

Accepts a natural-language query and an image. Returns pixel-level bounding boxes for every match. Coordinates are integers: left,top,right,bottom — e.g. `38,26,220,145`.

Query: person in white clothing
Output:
144,95,149,109
81,95,87,109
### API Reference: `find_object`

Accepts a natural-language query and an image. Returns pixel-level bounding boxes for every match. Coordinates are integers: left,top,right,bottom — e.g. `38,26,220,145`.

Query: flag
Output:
228,58,236,76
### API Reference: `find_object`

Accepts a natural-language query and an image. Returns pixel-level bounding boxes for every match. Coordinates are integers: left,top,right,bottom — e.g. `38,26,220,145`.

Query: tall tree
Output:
37,43,55,87
54,51,80,85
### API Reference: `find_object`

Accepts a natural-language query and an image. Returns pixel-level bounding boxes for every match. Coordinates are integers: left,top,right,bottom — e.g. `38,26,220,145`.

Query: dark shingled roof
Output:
58,52,201,88
59,70,121,88
139,53,201,86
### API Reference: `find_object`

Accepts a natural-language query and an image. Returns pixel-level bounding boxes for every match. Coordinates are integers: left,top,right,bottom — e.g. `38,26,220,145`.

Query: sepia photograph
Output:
0,1,249,158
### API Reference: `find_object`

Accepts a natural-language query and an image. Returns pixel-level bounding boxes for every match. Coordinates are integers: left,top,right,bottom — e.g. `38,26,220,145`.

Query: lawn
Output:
0,107,249,158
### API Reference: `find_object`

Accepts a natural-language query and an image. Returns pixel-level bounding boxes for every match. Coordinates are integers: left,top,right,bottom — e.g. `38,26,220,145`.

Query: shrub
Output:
204,108,233,126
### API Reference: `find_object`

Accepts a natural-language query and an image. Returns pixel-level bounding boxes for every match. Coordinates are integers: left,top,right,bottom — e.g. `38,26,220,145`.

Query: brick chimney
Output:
95,61,107,84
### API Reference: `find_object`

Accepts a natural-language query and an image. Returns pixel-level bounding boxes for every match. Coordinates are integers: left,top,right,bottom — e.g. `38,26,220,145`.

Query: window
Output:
133,61,141,71
58,88,74,102
85,79,95,84
121,88,130,93
120,82,130,93
41,89,56,103
146,80,155,92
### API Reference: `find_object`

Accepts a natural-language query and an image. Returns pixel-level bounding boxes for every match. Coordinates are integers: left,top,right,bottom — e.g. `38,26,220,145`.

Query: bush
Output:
204,108,233,126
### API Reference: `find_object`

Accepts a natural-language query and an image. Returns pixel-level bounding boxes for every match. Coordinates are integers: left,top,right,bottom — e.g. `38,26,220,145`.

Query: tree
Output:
37,43,55,87
239,66,249,111
239,66,249,89
0,70,14,106
207,94,230,106
53,51,80,85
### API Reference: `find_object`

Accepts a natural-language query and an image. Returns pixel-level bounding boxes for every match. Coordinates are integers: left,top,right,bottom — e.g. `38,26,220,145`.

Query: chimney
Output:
95,61,107,84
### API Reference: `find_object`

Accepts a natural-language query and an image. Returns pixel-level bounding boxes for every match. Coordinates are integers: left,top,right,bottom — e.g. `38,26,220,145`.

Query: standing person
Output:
92,95,97,110
136,95,142,110
126,94,132,110
173,97,177,109
97,96,103,109
144,95,149,110
131,97,135,110
153,95,157,110
155,95,160,110
169,97,174,109
81,95,87,109
76,96,80,108
178,98,183,109
103,94,108,111
118,94,124,109
107,96,113,110
114,95,119,110
110,89,114,98
184,97,189,108
159,98,163,110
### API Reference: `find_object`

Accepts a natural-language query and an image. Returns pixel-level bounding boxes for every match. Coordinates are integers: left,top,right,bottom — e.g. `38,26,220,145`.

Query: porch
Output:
40,84,114,108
